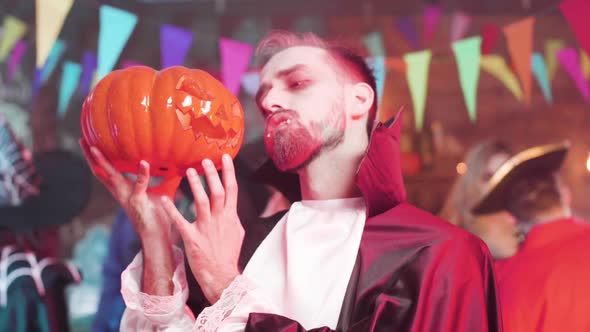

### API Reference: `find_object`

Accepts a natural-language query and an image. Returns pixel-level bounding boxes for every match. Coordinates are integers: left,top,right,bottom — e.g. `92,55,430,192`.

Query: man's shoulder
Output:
367,202,489,255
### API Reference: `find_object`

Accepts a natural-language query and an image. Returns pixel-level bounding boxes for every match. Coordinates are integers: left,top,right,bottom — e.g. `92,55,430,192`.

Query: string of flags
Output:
0,0,588,130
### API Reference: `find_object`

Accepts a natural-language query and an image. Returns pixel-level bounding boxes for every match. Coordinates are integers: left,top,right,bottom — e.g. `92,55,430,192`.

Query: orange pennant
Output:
503,17,535,104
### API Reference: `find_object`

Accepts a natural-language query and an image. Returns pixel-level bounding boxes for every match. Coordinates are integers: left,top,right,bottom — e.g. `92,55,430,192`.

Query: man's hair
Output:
255,30,378,135
506,172,563,222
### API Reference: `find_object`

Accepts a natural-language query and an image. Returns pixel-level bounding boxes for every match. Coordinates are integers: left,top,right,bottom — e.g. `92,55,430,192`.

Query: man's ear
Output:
349,82,374,120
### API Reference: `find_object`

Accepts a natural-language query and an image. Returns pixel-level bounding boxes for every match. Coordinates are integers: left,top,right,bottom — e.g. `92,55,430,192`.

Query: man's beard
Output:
264,108,344,172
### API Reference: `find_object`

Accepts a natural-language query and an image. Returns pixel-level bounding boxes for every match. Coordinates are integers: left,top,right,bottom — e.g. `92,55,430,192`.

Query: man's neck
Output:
298,136,368,201
533,206,571,225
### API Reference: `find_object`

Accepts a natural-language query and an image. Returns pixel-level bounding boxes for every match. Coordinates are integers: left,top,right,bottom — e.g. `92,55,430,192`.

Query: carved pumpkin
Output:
80,66,245,195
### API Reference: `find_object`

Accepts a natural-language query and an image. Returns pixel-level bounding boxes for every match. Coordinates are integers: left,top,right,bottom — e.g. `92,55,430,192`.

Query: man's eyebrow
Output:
255,64,310,107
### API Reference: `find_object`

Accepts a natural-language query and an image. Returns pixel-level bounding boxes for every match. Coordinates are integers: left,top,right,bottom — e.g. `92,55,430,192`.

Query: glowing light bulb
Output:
456,162,467,175
586,153,590,173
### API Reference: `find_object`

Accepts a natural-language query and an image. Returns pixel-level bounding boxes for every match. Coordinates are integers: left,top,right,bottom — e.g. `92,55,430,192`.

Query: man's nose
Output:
261,89,285,114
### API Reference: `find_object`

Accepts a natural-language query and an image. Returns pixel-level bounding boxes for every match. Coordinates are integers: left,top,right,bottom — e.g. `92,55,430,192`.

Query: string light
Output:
456,162,467,175
586,152,590,173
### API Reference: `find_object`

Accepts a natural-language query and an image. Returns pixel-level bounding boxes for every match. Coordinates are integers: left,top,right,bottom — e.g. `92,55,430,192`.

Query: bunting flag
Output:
241,71,260,96
503,17,534,104
219,38,254,96
423,5,442,44
0,16,27,62
560,0,590,57
160,24,194,68
581,51,590,80
58,61,82,118
6,41,27,82
480,55,524,101
367,56,386,106
363,31,386,57
79,51,97,97
404,50,432,130
450,11,472,43
531,53,553,103
40,40,66,83
452,37,482,122
545,39,566,80
121,60,144,69
232,17,271,45
97,5,138,80
35,0,73,68
557,48,590,103
395,17,419,50
32,69,42,99
481,23,500,54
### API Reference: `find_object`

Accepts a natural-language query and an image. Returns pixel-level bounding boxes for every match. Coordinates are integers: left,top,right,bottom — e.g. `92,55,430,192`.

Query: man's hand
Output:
161,154,245,304
79,138,177,295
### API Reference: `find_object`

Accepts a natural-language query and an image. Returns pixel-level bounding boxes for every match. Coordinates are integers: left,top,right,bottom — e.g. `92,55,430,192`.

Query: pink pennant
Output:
219,38,253,96
560,0,590,57
481,23,500,55
557,48,590,104
6,40,27,82
423,5,442,44
121,60,144,69
450,11,472,43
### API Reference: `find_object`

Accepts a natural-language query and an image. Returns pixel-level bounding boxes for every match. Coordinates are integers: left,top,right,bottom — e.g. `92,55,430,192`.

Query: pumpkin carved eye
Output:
80,66,245,192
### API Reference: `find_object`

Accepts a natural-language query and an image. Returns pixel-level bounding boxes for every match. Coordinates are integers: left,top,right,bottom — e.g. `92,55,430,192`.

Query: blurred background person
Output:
473,140,590,332
440,139,522,259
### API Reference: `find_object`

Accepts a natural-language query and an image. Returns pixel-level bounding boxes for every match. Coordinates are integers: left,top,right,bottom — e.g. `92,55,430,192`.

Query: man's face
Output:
256,46,347,172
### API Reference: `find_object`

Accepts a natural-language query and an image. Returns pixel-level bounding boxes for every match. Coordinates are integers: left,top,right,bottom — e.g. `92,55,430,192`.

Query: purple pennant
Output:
121,60,144,69
6,41,27,82
557,47,590,104
395,17,420,50
32,69,43,99
160,24,194,69
79,51,97,97
423,5,442,44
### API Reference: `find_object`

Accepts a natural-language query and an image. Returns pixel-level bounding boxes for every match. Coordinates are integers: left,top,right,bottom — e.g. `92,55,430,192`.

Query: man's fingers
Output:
187,168,211,222
221,154,238,210
161,196,192,240
89,146,126,186
202,159,225,215
132,160,150,197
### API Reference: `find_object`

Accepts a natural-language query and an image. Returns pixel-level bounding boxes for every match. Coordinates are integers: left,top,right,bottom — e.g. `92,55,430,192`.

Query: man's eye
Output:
290,80,309,89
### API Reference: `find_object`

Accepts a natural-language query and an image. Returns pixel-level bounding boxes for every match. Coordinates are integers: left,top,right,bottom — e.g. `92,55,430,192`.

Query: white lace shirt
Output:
120,197,366,331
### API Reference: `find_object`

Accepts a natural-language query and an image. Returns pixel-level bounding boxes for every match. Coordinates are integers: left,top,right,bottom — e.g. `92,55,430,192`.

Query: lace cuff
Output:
195,275,256,332
121,246,190,324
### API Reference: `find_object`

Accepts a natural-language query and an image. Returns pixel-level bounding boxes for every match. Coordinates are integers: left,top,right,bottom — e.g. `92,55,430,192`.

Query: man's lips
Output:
266,111,297,129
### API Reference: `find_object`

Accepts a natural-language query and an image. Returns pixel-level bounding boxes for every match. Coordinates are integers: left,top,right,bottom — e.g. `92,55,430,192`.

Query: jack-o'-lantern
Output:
80,66,245,195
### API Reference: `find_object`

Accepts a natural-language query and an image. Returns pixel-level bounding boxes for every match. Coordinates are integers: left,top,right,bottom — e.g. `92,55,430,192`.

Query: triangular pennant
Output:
450,11,471,43
32,69,42,99
395,17,419,50
503,17,534,104
79,51,97,97
480,55,523,101
404,50,432,130
6,41,27,82
557,48,590,104
232,17,272,46
35,0,74,68
160,24,194,68
366,56,386,107
423,5,442,44
40,39,66,83
581,50,590,80
241,71,260,96
121,60,144,69
531,53,553,104
545,39,565,81
481,23,500,54
0,16,27,62
219,38,253,96
97,5,138,80
560,0,590,57
363,31,386,57
58,61,82,118
452,37,482,122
